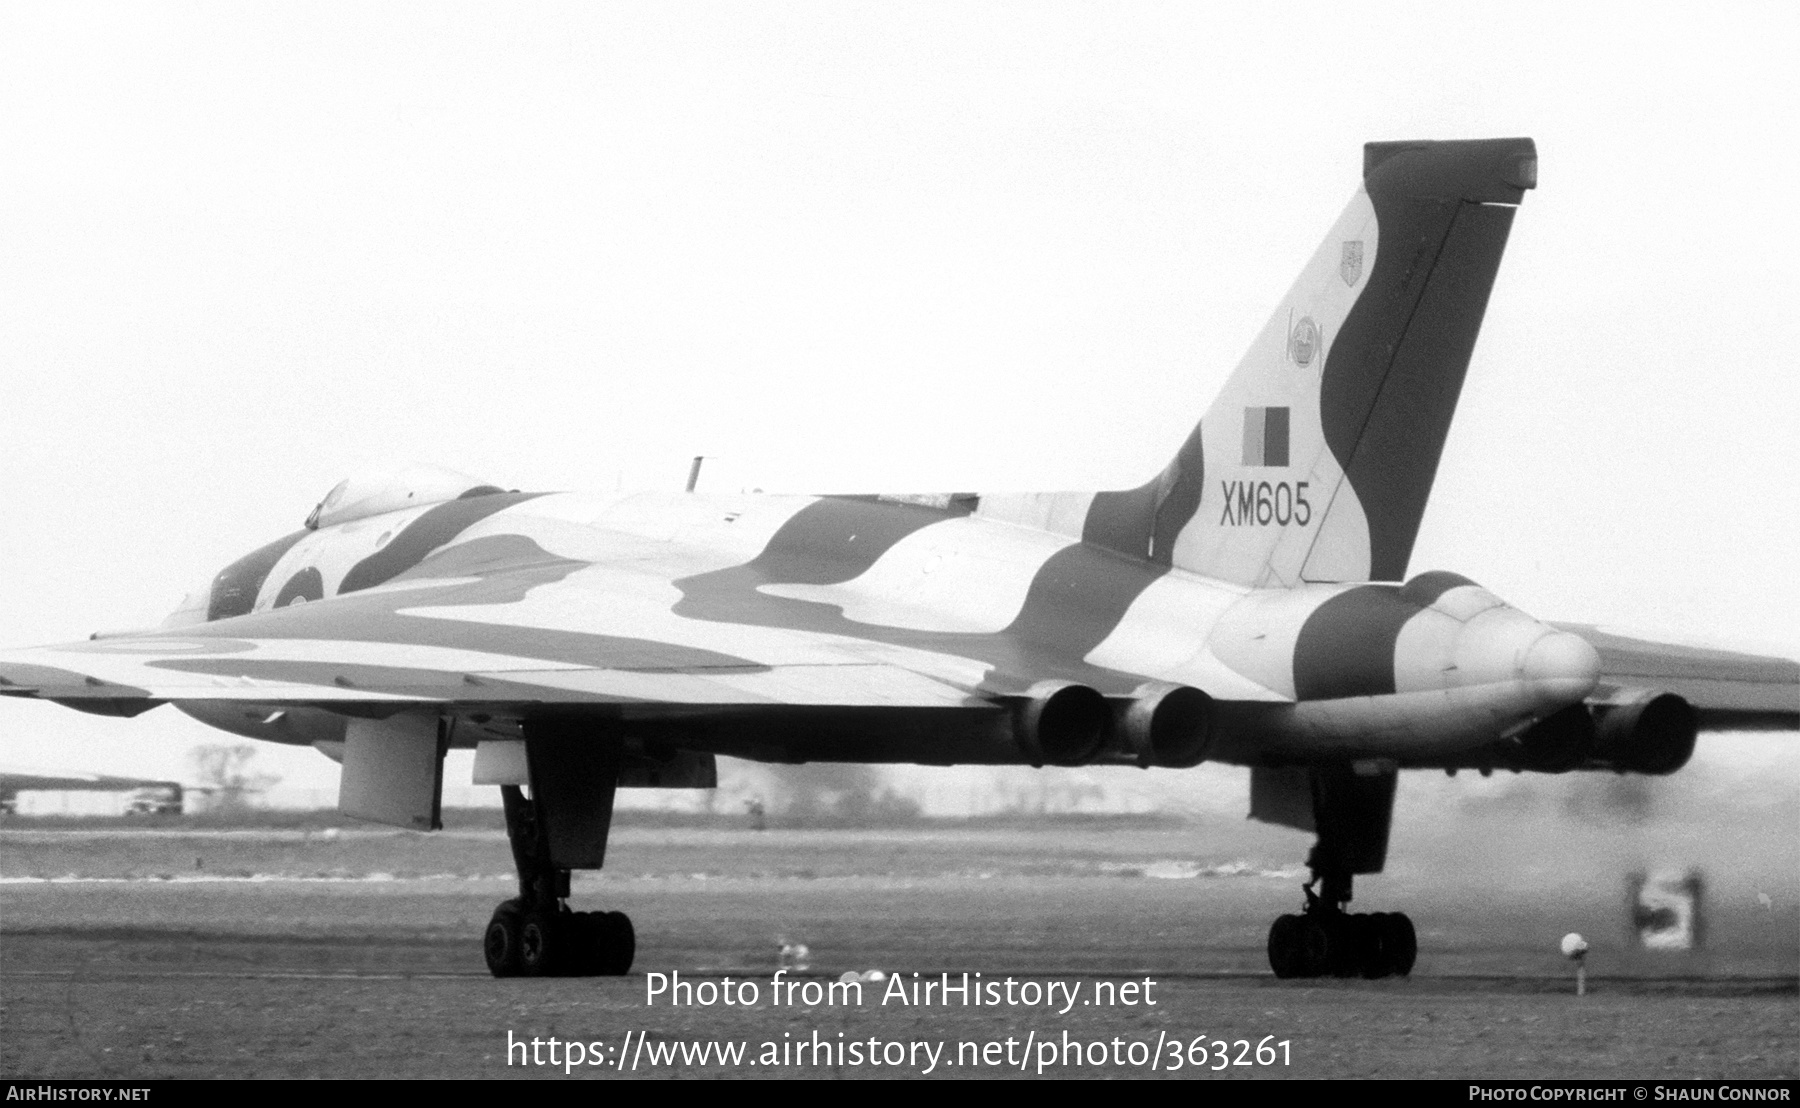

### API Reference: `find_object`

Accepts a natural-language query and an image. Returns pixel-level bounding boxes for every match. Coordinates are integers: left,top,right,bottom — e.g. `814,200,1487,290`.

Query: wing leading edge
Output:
0,554,996,716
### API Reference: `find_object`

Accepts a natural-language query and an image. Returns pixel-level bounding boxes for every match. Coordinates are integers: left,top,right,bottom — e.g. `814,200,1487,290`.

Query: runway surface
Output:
3,822,1795,1079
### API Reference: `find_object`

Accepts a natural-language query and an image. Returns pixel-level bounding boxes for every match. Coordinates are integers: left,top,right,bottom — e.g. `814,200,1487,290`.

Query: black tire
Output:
598,911,636,976
1268,914,1306,978
1382,912,1417,977
1325,914,1363,978
520,910,561,977
484,904,524,978
558,911,595,977
1355,914,1389,979
1294,915,1331,977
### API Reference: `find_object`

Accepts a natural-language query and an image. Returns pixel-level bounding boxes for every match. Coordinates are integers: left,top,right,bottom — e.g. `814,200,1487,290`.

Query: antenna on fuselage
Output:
685,455,706,493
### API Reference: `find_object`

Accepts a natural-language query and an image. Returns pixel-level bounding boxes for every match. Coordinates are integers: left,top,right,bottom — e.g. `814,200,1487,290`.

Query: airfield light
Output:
1560,932,1589,996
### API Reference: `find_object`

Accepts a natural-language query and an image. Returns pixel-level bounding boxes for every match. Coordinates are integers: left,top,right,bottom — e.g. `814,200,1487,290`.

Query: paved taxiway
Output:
3,823,1795,1079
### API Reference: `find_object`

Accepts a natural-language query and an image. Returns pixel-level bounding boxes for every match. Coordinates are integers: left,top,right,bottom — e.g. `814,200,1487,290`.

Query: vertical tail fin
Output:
1078,138,1536,585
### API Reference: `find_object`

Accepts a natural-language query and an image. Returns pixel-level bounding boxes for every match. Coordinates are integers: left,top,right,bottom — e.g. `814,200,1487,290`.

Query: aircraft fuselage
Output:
171,488,1599,770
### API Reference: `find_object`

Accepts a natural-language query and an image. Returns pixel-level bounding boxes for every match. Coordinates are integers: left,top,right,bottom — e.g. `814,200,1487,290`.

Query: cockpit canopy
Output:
304,464,502,530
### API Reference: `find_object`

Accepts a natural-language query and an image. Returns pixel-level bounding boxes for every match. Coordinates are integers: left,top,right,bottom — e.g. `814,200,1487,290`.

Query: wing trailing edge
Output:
1555,623,1800,731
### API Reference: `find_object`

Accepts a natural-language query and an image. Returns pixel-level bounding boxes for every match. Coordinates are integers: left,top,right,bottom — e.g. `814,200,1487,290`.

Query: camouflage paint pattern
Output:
2,139,1794,778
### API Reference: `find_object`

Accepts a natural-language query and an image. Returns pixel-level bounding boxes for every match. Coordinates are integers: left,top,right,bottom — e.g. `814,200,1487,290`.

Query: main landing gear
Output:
1266,848,1415,980
485,784,635,977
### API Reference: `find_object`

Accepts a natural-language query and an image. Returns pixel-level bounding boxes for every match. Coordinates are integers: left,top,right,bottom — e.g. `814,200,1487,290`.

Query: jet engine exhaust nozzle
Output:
1463,690,1698,775
1015,681,1111,767
1590,692,1698,776
1118,683,1214,769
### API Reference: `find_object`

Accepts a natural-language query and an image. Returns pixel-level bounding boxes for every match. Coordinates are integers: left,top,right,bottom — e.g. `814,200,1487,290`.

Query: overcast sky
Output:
1,2,1794,791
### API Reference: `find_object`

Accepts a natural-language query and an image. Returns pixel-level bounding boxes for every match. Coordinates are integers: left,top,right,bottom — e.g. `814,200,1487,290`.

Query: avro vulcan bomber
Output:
3,138,1794,980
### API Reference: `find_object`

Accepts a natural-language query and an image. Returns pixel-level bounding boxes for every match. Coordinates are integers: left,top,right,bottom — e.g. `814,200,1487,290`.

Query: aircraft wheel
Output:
555,911,594,976
1381,912,1417,977
1326,914,1364,978
519,910,562,977
1353,915,1391,979
1268,914,1307,978
598,911,635,976
1293,915,1331,977
484,901,525,978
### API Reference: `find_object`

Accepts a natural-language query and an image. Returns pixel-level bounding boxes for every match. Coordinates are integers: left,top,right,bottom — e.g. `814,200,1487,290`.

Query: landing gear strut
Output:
1266,844,1415,980
485,784,634,977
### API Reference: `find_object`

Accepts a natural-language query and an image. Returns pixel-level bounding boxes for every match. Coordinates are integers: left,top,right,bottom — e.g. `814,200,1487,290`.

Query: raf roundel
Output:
1289,316,1319,367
